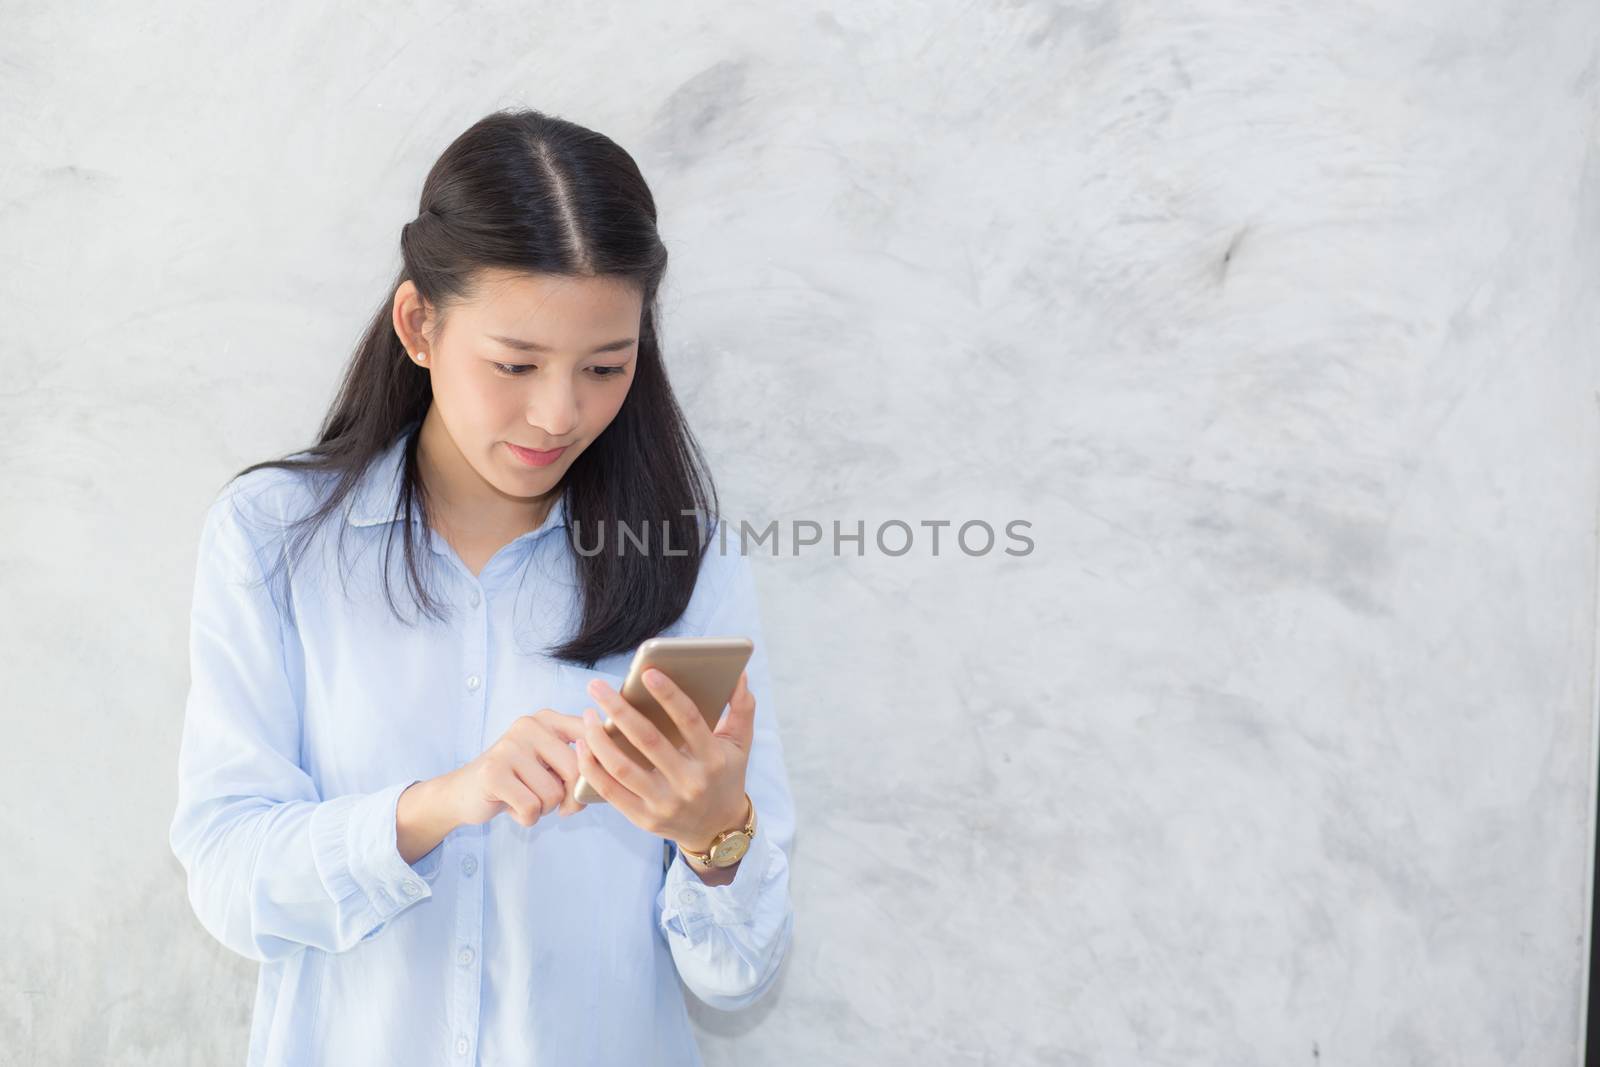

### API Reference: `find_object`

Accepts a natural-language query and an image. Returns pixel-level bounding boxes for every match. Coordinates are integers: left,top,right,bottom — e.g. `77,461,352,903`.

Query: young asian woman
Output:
166,108,797,1067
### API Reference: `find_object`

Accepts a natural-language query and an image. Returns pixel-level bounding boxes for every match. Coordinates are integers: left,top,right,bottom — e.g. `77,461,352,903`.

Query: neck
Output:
415,405,558,538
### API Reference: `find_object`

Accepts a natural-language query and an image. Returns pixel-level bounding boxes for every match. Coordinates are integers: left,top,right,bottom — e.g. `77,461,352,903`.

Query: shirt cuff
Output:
309,779,441,925
661,824,778,931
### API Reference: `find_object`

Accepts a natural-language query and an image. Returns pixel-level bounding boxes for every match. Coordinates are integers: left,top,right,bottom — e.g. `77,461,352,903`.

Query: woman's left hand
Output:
577,668,755,854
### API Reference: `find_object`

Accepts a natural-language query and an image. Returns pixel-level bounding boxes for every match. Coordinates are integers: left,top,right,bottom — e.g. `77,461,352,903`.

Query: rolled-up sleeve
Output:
168,480,441,963
655,539,797,1011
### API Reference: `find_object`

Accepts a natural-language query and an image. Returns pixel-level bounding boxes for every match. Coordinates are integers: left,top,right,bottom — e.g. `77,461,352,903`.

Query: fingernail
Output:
645,668,663,686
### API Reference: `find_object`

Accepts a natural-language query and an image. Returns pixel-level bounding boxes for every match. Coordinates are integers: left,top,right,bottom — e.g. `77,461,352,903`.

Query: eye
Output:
491,362,628,378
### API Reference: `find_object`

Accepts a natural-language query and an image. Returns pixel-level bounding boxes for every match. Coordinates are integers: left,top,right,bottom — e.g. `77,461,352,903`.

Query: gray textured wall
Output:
3,2,1598,1064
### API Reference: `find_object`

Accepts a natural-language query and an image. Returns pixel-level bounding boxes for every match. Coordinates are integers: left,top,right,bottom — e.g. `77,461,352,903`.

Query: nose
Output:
526,381,579,440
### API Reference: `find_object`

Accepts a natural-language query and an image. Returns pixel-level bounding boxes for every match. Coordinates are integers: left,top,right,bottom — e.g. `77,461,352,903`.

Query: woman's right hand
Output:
444,709,588,827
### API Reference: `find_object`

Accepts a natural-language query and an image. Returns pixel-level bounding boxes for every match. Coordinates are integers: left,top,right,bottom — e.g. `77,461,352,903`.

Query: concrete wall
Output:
3,2,1597,1063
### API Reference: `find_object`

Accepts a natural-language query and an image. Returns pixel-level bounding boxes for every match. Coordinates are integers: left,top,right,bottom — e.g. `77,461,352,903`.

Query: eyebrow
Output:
487,334,637,355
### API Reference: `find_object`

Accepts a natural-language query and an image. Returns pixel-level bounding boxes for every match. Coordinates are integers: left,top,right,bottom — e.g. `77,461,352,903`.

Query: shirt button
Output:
458,945,475,966
469,590,481,607
461,855,478,876
455,1035,470,1056
466,674,481,691
401,880,421,898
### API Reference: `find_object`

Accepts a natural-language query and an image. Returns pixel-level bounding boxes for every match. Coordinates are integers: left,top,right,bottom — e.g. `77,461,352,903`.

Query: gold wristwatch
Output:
677,793,757,868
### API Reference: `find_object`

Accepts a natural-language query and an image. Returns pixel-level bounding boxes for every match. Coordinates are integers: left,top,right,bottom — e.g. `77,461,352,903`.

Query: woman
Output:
168,108,796,1066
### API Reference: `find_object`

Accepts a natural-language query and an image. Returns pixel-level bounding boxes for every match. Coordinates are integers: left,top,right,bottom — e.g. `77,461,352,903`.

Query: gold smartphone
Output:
570,636,754,806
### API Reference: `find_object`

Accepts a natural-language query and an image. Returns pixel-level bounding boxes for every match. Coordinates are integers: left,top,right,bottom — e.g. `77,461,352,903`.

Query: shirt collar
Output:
344,429,411,527
344,426,569,541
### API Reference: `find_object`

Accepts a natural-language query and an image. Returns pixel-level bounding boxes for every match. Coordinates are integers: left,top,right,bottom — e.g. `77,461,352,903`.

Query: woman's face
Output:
395,268,642,510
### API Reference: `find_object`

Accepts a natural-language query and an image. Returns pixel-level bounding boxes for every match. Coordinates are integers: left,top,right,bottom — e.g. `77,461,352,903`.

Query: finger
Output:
534,709,587,746
713,671,748,735
527,711,587,814
491,765,544,827
581,704,664,805
542,745,586,816
638,668,718,763
509,750,565,816
529,716,583,790
713,670,756,751
586,679,689,794
575,718,650,826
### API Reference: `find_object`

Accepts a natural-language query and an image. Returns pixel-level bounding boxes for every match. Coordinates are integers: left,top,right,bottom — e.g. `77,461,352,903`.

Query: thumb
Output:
713,671,757,750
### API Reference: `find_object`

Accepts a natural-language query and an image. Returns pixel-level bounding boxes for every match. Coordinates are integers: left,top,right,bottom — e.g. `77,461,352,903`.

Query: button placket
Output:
449,574,490,1065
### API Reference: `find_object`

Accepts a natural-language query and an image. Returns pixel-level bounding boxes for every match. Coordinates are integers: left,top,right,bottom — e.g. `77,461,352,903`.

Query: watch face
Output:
709,832,751,867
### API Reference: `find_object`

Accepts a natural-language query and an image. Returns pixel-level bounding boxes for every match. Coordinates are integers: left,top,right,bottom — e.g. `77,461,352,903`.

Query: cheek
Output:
473,375,526,418
436,363,495,408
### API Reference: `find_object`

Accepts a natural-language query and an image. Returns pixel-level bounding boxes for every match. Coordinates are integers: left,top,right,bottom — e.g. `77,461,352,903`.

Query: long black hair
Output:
227,107,719,669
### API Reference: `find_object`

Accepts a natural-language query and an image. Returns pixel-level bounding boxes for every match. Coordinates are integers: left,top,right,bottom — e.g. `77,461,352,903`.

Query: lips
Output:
506,441,568,467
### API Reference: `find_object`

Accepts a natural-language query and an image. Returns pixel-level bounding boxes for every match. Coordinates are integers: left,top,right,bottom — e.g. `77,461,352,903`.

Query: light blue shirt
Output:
168,426,797,1066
